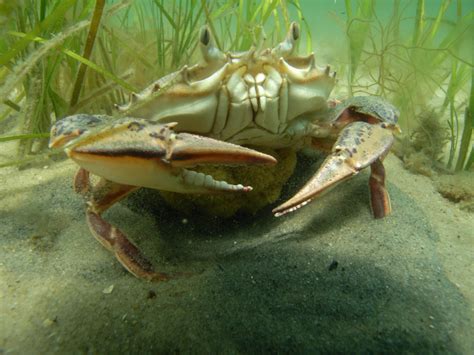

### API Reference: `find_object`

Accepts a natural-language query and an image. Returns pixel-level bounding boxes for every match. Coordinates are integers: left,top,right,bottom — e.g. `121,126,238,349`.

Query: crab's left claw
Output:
273,121,399,218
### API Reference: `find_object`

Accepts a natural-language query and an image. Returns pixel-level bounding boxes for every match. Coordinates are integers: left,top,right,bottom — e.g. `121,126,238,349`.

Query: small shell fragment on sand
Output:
102,285,114,294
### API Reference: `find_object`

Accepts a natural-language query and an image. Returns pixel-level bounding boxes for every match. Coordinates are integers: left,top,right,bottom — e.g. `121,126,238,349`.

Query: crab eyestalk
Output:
199,26,226,64
271,22,300,58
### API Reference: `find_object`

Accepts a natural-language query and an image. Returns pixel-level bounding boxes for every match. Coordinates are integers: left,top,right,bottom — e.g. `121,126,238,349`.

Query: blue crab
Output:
50,23,400,280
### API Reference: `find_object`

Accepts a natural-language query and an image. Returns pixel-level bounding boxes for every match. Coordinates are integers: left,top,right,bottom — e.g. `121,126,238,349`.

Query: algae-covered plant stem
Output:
69,0,105,110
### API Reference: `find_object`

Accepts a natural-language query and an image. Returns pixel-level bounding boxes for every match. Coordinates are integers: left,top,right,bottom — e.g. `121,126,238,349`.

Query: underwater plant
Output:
454,70,473,171
343,0,473,171
0,0,134,167
392,109,450,176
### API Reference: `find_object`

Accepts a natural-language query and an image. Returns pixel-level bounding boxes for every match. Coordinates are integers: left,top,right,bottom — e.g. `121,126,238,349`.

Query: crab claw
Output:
273,121,396,218
50,115,276,194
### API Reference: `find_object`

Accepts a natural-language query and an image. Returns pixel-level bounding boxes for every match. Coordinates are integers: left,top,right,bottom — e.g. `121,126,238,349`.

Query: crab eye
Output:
291,22,300,41
200,27,210,46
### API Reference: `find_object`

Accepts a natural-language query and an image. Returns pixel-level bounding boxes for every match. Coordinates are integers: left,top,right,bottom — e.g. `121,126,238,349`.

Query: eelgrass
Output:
344,0,374,97
69,0,106,109
454,69,473,171
344,0,473,171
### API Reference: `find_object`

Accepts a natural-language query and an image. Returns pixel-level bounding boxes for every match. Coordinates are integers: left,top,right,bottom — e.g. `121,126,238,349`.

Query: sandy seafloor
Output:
0,151,473,354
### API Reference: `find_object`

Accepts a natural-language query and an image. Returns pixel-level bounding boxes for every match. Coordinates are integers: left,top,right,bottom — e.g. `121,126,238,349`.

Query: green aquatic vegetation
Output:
454,71,473,171
0,0,308,168
410,110,450,163
344,0,473,171
344,0,374,97
393,109,450,176
0,0,134,161
69,0,106,109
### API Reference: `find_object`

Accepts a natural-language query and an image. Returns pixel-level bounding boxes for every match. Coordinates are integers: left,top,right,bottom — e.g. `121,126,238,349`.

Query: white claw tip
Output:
273,199,312,217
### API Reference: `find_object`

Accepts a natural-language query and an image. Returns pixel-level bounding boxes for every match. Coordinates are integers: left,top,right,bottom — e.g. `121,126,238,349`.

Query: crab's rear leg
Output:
86,206,171,282
273,121,396,218
86,208,168,281
75,173,167,280
74,168,91,195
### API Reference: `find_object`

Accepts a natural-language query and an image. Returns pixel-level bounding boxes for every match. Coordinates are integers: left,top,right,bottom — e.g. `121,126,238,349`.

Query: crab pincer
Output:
273,97,400,219
50,115,277,194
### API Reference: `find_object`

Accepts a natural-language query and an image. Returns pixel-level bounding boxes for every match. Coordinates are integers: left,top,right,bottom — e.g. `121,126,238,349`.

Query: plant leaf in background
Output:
454,69,473,171
344,0,374,96
344,0,472,171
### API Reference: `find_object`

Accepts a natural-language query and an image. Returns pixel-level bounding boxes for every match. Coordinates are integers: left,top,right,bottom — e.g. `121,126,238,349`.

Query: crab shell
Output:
116,22,336,149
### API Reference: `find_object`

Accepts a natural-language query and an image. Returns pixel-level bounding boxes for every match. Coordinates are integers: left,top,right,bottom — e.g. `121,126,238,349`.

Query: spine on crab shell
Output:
114,66,189,113
278,57,336,85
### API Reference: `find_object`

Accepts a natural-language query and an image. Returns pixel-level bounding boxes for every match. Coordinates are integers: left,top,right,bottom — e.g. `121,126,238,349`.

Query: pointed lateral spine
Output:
115,68,185,113
279,58,312,82
187,63,229,93
271,22,299,58
279,56,335,85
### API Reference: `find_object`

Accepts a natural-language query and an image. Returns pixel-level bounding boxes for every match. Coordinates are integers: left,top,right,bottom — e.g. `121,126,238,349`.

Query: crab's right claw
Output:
273,121,398,218
51,116,277,194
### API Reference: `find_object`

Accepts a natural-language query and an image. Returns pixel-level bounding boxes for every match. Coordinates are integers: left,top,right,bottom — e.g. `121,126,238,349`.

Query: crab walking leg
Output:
369,158,391,218
273,121,395,217
87,178,139,214
74,168,141,216
73,168,90,195
73,169,169,280
86,211,165,281
83,179,170,281
86,209,173,282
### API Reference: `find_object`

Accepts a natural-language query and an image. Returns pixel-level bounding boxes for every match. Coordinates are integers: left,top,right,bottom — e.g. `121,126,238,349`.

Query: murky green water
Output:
0,0,473,353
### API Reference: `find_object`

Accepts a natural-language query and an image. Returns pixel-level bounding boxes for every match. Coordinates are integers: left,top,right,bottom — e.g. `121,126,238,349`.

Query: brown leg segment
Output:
86,211,169,281
74,168,90,195
88,178,139,214
369,159,392,219
83,179,172,281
